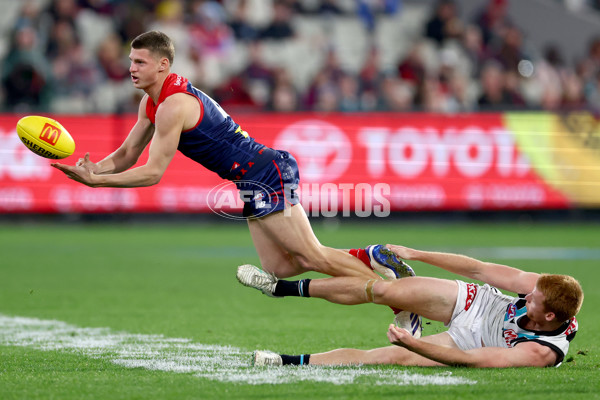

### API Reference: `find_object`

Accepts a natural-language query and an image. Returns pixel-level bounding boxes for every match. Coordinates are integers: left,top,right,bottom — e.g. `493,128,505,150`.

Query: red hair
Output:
537,274,583,322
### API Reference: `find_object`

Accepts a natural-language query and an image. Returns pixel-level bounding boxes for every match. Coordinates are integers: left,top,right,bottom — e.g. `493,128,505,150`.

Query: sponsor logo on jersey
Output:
503,328,518,347
464,283,478,311
565,318,578,336
252,192,267,209
507,303,517,319
174,74,183,86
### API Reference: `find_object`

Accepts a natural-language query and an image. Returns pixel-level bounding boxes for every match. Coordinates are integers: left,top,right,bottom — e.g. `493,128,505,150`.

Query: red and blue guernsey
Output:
146,73,273,180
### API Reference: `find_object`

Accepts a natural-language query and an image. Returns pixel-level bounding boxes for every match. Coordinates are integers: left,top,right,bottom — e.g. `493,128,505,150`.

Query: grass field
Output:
1,219,599,399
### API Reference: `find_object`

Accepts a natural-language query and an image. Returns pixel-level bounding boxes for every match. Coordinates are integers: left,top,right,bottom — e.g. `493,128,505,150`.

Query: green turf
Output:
1,220,599,399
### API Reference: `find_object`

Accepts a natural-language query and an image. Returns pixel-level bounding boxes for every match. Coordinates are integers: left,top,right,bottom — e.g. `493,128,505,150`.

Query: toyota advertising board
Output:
1,112,597,214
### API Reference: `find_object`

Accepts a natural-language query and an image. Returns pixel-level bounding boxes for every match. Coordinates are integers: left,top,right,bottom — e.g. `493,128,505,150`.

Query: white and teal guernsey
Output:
483,292,578,367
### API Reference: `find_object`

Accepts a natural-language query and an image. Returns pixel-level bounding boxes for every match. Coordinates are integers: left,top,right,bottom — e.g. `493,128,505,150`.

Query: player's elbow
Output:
143,167,164,186
146,172,163,186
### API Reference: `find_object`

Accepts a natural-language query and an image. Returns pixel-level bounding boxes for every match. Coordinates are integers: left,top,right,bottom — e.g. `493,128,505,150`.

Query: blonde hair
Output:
537,274,583,322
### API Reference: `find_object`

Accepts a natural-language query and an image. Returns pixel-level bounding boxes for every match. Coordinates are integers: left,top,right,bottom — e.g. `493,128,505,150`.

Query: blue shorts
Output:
234,150,300,218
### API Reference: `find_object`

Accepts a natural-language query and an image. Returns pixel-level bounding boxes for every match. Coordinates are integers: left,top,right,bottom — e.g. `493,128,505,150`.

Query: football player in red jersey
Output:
51,31,381,282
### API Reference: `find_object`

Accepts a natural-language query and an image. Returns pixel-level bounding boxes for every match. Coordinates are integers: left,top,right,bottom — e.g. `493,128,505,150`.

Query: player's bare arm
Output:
90,94,191,187
387,244,539,294
51,96,155,182
91,96,156,174
52,94,193,188
387,325,557,368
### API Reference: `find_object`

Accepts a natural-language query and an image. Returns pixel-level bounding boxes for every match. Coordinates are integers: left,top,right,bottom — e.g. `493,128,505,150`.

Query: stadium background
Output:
1,0,600,218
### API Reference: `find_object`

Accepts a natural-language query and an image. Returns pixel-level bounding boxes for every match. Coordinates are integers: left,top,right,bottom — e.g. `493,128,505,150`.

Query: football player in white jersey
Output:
239,244,583,368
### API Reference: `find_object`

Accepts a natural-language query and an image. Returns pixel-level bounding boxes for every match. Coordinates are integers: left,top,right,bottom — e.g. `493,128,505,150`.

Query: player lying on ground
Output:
237,244,583,368
50,30,378,282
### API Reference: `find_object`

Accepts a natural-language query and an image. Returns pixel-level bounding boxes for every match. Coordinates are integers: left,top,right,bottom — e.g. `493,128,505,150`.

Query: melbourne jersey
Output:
145,73,267,179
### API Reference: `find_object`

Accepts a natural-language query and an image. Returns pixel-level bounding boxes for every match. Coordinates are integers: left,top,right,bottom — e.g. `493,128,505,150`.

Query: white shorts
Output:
445,280,505,351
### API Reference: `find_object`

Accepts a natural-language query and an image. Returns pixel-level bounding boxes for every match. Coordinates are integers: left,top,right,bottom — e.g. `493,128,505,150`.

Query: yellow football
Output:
16,115,75,159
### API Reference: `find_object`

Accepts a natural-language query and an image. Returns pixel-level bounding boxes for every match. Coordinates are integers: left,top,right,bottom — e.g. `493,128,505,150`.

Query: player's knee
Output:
372,281,396,305
260,255,304,279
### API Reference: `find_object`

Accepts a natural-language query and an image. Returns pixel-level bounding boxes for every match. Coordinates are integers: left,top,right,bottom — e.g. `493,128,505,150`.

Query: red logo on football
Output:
39,123,62,146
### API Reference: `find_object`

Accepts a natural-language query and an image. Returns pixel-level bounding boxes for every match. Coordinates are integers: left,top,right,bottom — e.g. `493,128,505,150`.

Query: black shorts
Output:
234,150,300,218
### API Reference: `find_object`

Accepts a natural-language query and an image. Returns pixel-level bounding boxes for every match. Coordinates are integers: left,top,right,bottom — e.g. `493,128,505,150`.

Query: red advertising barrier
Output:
0,112,579,214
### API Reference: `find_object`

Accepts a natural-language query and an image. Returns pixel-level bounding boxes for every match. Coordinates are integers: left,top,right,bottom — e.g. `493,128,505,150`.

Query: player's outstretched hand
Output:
75,153,98,173
51,161,96,187
387,324,415,347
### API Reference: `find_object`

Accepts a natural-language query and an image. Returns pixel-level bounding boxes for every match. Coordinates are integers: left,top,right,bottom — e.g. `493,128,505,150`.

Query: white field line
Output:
0,314,475,386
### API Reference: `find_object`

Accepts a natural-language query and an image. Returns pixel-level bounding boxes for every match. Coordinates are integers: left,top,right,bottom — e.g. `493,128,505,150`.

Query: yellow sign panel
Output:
506,112,600,206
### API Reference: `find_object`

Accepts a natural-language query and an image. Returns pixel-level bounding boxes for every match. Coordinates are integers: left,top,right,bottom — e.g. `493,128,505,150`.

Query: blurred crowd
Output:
2,0,600,114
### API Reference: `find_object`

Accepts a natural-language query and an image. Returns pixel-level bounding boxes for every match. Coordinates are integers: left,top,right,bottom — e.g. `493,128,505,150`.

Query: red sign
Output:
0,112,572,213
